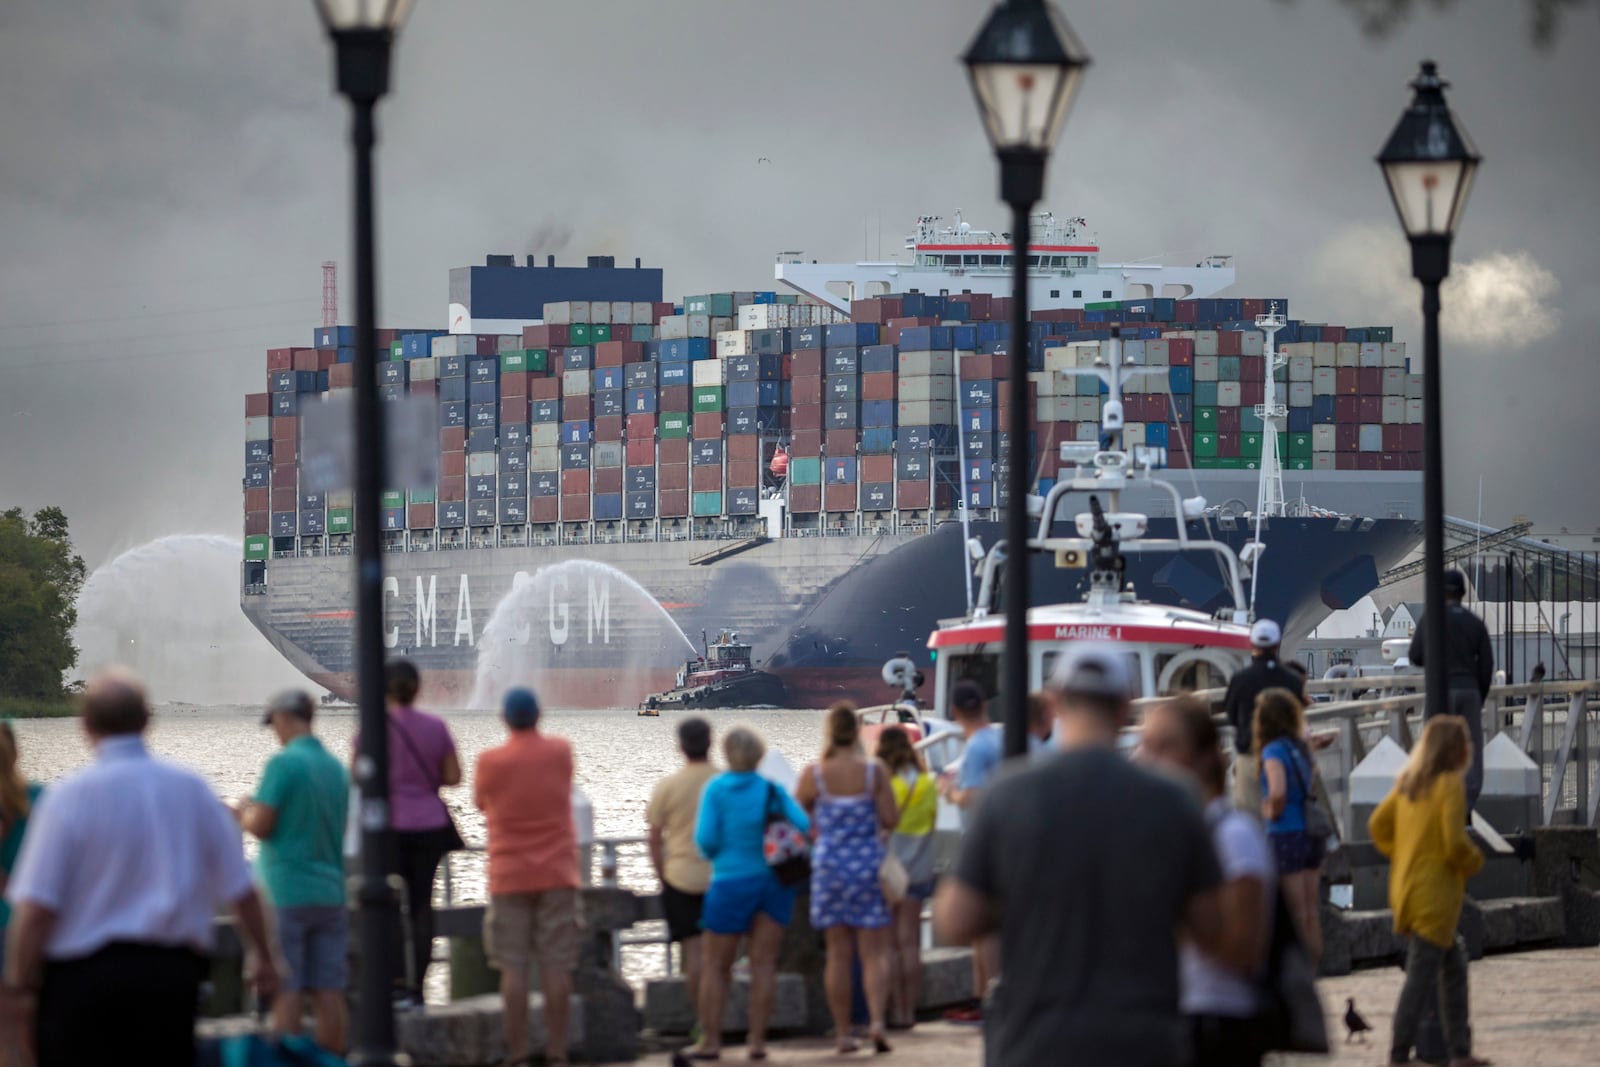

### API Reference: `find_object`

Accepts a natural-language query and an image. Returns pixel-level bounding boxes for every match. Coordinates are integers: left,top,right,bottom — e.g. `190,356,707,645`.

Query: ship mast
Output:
1245,304,1289,615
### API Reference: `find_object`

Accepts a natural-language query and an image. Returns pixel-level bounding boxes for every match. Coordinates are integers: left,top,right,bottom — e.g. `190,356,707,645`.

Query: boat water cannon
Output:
1085,495,1128,589
881,654,924,705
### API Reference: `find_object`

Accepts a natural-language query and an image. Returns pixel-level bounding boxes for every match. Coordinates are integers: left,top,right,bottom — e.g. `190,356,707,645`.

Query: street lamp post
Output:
1377,60,1480,724
963,0,1089,758
312,2,417,1063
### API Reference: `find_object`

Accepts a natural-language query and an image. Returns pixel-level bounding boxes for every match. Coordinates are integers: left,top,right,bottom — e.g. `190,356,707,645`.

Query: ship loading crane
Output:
1377,520,1532,588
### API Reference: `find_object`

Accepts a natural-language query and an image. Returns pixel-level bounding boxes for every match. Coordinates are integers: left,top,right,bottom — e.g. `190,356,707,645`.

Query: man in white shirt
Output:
1,668,279,1066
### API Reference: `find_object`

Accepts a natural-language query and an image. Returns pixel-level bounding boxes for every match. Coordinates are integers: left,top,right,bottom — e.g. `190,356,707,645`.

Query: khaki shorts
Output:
484,889,584,973
1230,751,1261,815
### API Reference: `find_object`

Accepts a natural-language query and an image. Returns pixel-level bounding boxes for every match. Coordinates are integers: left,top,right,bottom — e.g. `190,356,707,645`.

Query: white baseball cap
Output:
1048,643,1133,700
1250,619,1282,649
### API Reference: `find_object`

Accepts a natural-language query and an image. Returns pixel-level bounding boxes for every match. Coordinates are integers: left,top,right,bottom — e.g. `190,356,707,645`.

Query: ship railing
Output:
273,549,296,560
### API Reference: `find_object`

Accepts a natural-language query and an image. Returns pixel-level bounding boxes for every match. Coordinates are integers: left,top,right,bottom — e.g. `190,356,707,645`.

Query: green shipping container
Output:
327,509,354,535
1218,356,1241,379
500,351,528,372
630,325,655,342
1242,433,1263,458
592,324,612,343
692,387,724,413
789,457,822,485
570,324,592,345
1194,432,1218,457
709,294,735,318
244,535,270,561
527,348,549,372
1289,433,1313,460
660,413,690,438
1287,459,1311,471
1195,407,1219,430
409,489,435,504
684,295,711,315
776,294,799,305
380,490,405,509
1195,382,1219,407
1194,455,1223,469
1217,457,1247,469
692,491,723,517
1367,326,1394,342
1085,300,1122,312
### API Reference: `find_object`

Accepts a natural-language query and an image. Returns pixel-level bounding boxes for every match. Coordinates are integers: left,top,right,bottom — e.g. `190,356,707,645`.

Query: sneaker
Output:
942,1006,984,1024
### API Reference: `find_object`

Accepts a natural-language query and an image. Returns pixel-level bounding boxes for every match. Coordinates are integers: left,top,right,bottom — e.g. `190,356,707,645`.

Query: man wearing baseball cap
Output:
1222,619,1309,814
238,689,351,1053
1407,568,1495,812
935,645,1224,1065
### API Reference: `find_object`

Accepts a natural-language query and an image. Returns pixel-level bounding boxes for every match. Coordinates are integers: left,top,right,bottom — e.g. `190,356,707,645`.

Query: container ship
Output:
240,214,1422,708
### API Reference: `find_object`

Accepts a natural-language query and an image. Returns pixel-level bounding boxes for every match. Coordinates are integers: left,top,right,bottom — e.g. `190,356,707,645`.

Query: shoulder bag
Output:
390,713,466,853
877,765,910,903
762,781,811,886
1286,742,1335,844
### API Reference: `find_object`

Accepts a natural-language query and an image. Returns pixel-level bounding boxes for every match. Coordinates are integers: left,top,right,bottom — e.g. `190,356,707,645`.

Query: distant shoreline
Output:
0,696,77,719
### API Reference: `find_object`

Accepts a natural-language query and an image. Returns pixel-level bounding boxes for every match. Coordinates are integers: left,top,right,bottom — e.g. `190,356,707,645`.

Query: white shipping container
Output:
1289,382,1314,407
899,375,954,403
1240,331,1265,356
897,400,954,425
716,331,751,358
1288,356,1314,382
588,301,611,326
1122,422,1146,446
659,315,689,340
563,370,592,396
1312,342,1337,368
1071,342,1101,368
245,416,271,441
1406,374,1424,400
1029,371,1057,398
328,489,353,509
898,351,932,377
710,317,734,335
692,359,724,387
1382,396,1406,423
1042,347,1076,373
467,452,496,477
1123,339,1145,363
1056,372,1079,397
1075,421,1099,442
1406,399,1423,423
594,442,623,468
543,301,573,326
498,335,522,353
1358,424,1384,452
1284,342,1314,361
738,305,770,330
530,446,561,472
568,301,591,324
528,423,559,447
1217,381,1242,407
1145,339,1170,366
1312,453,1336,470
1194,331,1219,357
410,357,437,381
1382,368,1406,395
687,314,712,338
1312,425,1337,452
1074,396,1100,422
612,303,633,326
632,302,654,326
1336,343,1359,368
1359,342,1383,367
1194,356,1219,382
1036,396,1064,423
1312,367,1337,395
1383,343,1407,368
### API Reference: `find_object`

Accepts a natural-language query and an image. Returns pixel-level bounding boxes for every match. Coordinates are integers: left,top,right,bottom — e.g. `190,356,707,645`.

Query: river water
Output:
10,704,828,992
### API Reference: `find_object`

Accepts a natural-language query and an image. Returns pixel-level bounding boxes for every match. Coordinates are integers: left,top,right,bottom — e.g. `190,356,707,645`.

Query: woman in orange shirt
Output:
1368,717,1487,1067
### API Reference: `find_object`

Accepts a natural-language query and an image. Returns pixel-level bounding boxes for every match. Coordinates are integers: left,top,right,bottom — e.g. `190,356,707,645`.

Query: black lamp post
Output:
1377,60,1480,725
312,2,415,1063
963,0,1089,758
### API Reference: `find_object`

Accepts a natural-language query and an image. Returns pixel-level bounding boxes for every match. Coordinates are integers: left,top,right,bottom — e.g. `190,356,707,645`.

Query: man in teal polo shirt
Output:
237,690,350,1053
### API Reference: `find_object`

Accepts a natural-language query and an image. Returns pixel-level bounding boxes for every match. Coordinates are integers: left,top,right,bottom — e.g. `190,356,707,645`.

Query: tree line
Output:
0,507,86,702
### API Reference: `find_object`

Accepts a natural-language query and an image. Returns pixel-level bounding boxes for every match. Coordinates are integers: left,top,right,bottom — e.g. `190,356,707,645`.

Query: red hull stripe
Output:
928,622,1252,650
308,610,356,620
914,244,1099,253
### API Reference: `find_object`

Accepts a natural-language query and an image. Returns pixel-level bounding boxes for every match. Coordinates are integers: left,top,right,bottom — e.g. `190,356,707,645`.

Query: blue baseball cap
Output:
503,687,540,729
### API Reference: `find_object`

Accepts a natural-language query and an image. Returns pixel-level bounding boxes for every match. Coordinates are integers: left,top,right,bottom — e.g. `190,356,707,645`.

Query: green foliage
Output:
0,507,87,699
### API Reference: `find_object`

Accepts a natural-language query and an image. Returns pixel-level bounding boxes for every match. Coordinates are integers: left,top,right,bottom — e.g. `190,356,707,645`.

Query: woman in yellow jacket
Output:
1368,717,1487,1067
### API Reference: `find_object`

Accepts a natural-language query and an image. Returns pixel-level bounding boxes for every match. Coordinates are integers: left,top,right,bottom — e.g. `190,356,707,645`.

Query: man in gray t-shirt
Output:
935,645,1224,1067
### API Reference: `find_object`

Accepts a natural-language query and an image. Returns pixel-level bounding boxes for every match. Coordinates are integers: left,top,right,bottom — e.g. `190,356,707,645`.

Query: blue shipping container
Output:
626,388,658,414
1169,366,1194,394
500,423,528,447
438,501,467,527
658,362,689,386
952,325,977,351
727,381,759,408
531,473,560,497
1288,408,1312,432
962,407,994,433
271,393,299,417
469,476,496,500
967,484,994,508
531,399,559,423
439,355,466,378
594,390,623,418
499,448,526,472
561,420,591,444
468,358,498,383
439,402,466,428
379,507,405,531
897,426,931,453
825,323,878,347
1312,396,1337,424
246,440,272,464
468,426,496,453
314,325,355,350
469,403,496,428
827,457,858,484
593,494,623,522
468,380,498,405
963,381,995,406
626,492,656,518
860,427,894,454
625,363,657,389
693,438,723,465
562,443,590,470
1146,423,1169,448
860,400,895,429
596,367,624,391
860,345,896,375
438,378,467,403
794,327,825,350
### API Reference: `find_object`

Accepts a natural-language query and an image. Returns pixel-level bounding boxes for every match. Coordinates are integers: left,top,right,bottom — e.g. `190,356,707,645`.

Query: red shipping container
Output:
1358,453,1381,471
497,397,526,423
825,429,858,454
1033,453,1058,480
626,438,656,466
246,393,270,418
964,293,993,319
1336,368,1360,395
1404,451,1423,469
1217,408,1240,433
440,451,466,477
293,349,319,372
791,405,822,431
266,348,295,371
824,484,857,512
271,464,296,488
272,416,299,441
660,439,689,465
523,497,554,523
692,466,722,491
791,376,823,405
244,511,269,536
1358,397,1382,423
792,350,823,377
1168,338,1195,366
1216,331,1242,357
896,481,931,509
440,427,466,452
271,487,297,512
692,412,722,438
318,350,338,371
1357,367,1382,395
272,442,298,467
862,455,894,483
328,364,354,389
502,372,529,398
244,488,269,513
1335,396,1360,423
595,468,622,493
1402,425,1422,451
408,504,435,529
1383,425,1405,451
1241,382,1264,407
594,415,624,441
626,414,656,439
861,373,896,402
523,324,569,348
561,495,591,521
530,378,560,401
1166,448,1190,470
659,464,690,492
1217,432,1240,458
1240,299,1265,319
595,341,644,367
1336,453,1359,470
1322,325,1347,343
658,385,689,411
1176,301,1199,323
439,476,465,501
790,430,822,457
410,380,437,399
1239,356,1265,382
959,355,991,382
727,462,760,489
780,353,794,379
1335,424,1359,451
728,436,759,462
659,489,690,517
561,470,589,495
565,395,592,421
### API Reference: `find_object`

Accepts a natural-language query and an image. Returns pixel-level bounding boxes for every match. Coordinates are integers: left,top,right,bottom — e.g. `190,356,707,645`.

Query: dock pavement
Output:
633,946,1600,1067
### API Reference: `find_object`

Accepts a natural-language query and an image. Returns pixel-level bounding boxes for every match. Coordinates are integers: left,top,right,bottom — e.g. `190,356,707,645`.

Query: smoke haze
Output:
1,0,1597,581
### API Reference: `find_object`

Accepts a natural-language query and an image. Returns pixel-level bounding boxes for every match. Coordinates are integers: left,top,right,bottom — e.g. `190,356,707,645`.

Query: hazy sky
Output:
1,0,1597,571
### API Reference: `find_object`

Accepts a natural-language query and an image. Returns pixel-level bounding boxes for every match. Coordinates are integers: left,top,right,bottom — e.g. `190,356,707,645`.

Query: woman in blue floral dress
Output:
797,704,901,1054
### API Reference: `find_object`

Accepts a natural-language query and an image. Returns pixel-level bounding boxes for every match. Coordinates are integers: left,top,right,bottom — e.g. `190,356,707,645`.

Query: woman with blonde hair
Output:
875,725,937,1030
797,703,899,1054
1370,717,1486,1067
1254,687,1323,963
0,721,43,954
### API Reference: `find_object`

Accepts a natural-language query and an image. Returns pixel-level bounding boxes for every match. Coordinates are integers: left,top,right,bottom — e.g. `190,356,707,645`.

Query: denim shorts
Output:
276,905,349,992
701,873,797,935
1269,830,1326,875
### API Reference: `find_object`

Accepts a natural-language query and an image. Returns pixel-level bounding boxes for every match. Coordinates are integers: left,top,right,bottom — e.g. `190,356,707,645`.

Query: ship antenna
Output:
1244,302,1290,617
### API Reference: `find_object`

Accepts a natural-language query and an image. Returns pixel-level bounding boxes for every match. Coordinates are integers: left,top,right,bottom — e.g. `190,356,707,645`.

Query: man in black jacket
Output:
1223,619,1310,814
1408,569,1495,811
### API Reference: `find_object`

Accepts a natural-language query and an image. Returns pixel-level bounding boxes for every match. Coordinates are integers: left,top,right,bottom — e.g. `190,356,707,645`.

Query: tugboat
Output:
639,629,790,712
